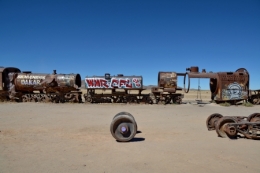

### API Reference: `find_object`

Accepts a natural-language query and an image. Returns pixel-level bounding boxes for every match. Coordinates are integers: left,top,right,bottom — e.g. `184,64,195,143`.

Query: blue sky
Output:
1,0,259,89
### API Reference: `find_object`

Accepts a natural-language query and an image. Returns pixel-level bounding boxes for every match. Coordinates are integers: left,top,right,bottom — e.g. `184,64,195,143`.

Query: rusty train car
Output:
1,65,259,104
0,67,82,103
83,72,183,104
183,66,260,104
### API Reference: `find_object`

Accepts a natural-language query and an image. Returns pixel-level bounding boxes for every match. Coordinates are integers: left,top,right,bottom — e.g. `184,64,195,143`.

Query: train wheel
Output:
54,95,60,103
216,117,237,139
113,112,136,124
155,97,160,104
206,113,223,131
78,95,83,103
128,96,139,104
249,96,260,105
248,113,260,123
146,97,153,104
164,97,171,104
42,95,50,102
110,112,137,142
22,95,29,102
85,96,92,103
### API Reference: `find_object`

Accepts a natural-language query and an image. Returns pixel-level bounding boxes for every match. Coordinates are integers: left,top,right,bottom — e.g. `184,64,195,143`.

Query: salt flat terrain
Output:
0,101,259,173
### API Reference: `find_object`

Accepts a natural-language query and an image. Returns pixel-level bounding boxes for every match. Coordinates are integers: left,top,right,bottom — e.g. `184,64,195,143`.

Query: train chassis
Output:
0,91,82,103
84,88,183,104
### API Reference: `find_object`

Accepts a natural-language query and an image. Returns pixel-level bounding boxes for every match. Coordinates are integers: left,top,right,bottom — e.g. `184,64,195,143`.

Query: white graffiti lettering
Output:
21,79,41,85
222,82,247,100
17,75,46,80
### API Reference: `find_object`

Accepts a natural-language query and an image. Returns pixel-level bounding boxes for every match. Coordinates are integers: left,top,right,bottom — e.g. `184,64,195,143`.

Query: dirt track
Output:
0,102,259,173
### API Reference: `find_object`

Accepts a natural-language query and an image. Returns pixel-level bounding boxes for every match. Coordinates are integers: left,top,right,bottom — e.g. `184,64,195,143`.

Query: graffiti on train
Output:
222,82,247,100
17,75,45,86
85,77,142,89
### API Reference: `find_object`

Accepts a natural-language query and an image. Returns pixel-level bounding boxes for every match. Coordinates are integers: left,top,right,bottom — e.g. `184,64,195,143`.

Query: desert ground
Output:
0,90,259,173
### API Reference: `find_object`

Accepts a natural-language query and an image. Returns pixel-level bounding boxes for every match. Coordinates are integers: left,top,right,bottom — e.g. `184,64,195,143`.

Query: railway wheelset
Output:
110,112,138,142
110,111,260,142
206,113,260,140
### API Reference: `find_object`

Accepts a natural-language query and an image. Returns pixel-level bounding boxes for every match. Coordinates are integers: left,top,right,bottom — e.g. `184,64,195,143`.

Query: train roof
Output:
0,67,21,73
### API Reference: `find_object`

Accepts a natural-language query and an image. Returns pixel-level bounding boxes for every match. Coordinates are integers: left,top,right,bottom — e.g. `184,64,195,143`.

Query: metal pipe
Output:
187,72,218,79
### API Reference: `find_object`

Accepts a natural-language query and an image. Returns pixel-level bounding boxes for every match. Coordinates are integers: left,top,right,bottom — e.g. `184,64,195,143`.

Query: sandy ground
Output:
1,100,260,173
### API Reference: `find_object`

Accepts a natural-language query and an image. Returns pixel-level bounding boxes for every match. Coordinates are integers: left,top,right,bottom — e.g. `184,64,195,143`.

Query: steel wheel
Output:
110,114,137,142
206,113,223,131
85,96,92,103
248,113,260,123
216,117,237,138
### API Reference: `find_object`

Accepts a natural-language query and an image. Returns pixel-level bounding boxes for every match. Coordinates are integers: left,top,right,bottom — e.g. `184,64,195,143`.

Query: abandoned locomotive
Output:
0,67,82,102
183,66,260,104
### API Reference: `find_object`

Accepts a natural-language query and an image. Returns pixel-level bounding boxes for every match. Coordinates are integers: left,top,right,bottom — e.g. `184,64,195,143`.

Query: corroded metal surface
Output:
151,71,183,104
248,89,260,105
207,113,260,140
110,112,138,142
0,67,82,103
158,72,177,89
206,113,223,131
185,66,250,104
84,73,183,104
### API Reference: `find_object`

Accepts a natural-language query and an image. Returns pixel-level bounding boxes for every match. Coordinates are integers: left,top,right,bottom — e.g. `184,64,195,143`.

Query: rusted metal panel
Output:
215,72,249,101
14,73,47,91
85,74,143,89
185,66,249,103
56,74,81,88
248,89,260,104
158,72,177,88
14,72,81,92
0,67,21,90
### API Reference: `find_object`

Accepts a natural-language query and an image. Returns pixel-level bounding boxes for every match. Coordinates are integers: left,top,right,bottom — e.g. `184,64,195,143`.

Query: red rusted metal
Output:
207,113,260,140
151,72,183,104
248,89,260,105
184,66,250,104
0,67,21,101
1,67,82,103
